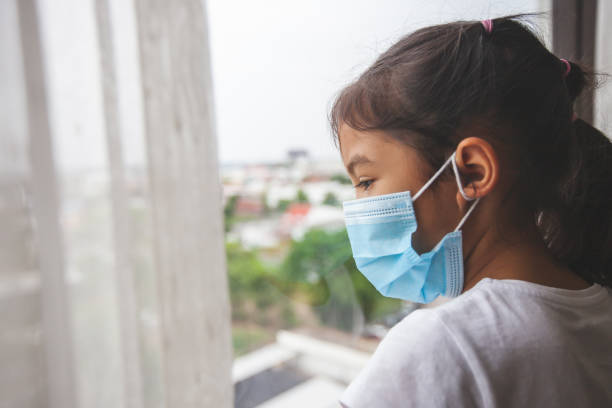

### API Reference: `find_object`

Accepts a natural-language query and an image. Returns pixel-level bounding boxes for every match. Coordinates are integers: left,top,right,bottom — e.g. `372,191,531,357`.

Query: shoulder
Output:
340,279,612,408
380,307,457,352
339,307,483,408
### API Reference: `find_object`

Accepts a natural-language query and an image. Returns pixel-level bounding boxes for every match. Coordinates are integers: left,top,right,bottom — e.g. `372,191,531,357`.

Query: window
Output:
6,1,608,407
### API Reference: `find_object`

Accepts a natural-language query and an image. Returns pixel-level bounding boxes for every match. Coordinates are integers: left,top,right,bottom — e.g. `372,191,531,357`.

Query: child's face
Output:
339,122,464,254
339,123,424,200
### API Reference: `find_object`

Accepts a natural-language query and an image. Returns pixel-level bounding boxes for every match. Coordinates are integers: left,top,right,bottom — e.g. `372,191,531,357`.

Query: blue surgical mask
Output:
342,151,480,303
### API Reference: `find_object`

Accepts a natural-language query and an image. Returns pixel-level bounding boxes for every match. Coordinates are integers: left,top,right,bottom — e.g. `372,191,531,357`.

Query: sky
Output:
32,0,550,172
206,0,551,165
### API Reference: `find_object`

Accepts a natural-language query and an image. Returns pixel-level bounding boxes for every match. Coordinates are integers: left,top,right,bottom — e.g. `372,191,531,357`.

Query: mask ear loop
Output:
412,153,455,201
451,151,481,231
411,151,481,231
451,151,477,202
454,197,481,231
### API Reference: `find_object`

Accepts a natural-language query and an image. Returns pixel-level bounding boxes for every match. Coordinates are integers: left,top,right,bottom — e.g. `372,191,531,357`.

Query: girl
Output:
330,14,612,407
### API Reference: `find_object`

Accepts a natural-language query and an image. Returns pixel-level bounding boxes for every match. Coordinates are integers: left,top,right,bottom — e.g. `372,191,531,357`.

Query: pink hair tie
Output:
572,112,578,122
560,58,571,78
481,19,493,33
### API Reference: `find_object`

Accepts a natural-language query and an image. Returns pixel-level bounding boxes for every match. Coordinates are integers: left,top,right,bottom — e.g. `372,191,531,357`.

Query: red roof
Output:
285,203,311,216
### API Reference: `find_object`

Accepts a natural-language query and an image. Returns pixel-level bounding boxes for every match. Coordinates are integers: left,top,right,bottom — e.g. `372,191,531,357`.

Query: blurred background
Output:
1,0,611,407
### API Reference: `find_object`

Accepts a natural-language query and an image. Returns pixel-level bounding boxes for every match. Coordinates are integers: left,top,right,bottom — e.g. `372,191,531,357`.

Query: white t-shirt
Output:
339,277,612,407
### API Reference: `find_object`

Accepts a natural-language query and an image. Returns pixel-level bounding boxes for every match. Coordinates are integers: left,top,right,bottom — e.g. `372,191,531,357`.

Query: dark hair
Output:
328,13,612,288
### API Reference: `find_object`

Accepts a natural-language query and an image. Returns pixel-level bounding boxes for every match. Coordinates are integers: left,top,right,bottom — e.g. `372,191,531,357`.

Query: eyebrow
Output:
346,154,373,178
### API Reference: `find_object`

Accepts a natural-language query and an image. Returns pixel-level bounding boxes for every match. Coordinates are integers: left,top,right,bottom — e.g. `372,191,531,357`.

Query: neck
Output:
462,217,591,292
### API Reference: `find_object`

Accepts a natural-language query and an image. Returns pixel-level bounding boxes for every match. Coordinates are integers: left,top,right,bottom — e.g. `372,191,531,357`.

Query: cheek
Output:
411,206,437,254
411,188,460,253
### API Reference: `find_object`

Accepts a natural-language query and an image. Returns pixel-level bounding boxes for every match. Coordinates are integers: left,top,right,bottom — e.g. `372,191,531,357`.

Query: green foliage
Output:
282,229,351,282
281,302,297,328
226,242,295,326
232,326,274,357
322,192,340,207
224,195,239,218
223,195,239,232
273,190,309,213
226,242,270,302
342,256,402,323
276,199,292,212
296,189,309,203
272,189,313,214
225,225,401,337
279,228,401,331
331,173,352,185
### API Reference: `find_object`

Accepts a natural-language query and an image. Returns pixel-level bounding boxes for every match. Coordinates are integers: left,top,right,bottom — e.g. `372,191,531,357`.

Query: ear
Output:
454,137,499,210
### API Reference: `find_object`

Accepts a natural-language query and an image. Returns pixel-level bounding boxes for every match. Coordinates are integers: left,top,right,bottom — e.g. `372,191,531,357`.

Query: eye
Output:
354,179,374,191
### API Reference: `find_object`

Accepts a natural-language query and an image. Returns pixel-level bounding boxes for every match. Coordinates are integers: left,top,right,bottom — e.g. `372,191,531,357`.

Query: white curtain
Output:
1,0,233,407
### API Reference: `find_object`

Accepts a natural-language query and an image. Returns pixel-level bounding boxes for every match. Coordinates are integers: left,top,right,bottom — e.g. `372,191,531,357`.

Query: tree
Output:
322,192,339,207
276,199,292,212
296,189,309,203
279,228,401,331
226,242,293,325
223,195,239,232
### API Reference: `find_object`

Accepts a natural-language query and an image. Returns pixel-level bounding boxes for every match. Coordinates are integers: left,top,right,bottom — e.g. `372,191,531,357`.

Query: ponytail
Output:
538,60,612,288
